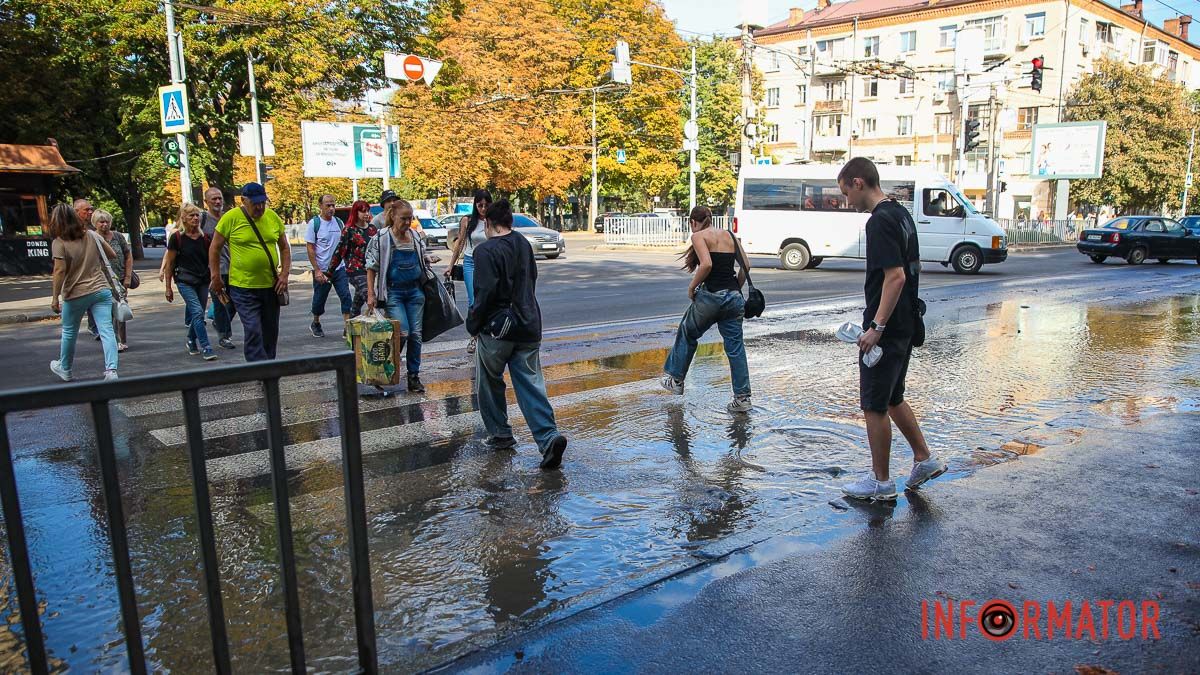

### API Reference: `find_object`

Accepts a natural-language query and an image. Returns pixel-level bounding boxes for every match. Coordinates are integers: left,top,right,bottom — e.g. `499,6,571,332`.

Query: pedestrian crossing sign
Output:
158,84,191,134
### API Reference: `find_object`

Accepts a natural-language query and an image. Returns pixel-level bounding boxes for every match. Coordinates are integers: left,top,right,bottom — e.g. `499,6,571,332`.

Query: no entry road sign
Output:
384,53,444,85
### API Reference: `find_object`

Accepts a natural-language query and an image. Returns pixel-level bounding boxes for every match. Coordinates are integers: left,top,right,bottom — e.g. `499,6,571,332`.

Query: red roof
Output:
0,144,80,175
757,0,966,36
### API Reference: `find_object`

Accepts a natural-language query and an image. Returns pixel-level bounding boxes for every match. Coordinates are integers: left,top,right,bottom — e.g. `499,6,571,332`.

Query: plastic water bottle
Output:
835,322,883,368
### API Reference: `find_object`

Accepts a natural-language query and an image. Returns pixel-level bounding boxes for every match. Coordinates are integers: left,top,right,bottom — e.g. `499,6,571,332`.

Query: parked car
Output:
1076,215,1200,264
142,226,167,247
1178,215,1200,235
447,213,566,258
593,212,625,233
420,217,448,248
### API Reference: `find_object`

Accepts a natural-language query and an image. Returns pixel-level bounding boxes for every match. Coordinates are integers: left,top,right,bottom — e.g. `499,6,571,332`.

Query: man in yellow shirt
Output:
209,182,291,361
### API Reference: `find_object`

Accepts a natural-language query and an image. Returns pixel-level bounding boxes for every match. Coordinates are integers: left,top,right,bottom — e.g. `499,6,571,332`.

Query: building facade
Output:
752,0,1200,219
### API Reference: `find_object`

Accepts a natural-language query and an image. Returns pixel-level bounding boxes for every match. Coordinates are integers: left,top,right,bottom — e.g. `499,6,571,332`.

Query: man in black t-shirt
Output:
837,157,946,502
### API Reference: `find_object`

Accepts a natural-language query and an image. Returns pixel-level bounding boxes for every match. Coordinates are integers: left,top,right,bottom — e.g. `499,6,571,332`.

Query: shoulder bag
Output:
170,231,211,286
897,208,927,347
91,232,134,322
112,232,140,289
241,206,289,306
729,231,765,319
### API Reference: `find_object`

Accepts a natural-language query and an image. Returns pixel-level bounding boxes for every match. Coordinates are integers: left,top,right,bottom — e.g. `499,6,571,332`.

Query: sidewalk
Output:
445,411,1200,673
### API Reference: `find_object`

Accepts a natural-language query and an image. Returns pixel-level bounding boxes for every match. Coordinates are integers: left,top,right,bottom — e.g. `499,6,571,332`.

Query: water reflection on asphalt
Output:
2,293,1199,671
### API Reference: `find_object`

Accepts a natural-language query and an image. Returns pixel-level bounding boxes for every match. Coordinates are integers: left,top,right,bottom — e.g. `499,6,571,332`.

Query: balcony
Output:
814,99,847,114
812,134,850,153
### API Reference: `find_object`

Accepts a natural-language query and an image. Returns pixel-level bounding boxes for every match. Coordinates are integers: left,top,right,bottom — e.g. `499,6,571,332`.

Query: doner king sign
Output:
300,121,399,179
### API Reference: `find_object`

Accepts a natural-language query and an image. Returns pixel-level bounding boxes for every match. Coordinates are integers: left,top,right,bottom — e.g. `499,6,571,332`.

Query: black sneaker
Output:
186,339,200,355
407,374,426,393
539,435,567,471
218,337,236,350
486,435,517,451
310,321,325,338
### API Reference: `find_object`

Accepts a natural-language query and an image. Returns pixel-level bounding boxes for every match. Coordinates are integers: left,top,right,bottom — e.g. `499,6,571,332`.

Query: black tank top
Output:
704,236,740,292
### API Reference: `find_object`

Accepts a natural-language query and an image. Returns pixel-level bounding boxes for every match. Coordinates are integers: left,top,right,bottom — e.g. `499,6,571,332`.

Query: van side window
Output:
743,179,804,210
881,181,916,215
801,180,855,212
923,188,964,218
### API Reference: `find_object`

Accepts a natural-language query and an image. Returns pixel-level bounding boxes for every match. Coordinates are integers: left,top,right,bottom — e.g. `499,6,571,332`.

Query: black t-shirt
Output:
863,199,920,338
168,230,212,284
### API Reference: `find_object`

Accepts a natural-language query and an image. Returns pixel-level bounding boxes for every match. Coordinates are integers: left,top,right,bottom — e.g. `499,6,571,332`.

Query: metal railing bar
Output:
335,366,378,673
89,401,147,674
0,417,49,674
262,378,306,673
0,354,354,414
181,388,232,674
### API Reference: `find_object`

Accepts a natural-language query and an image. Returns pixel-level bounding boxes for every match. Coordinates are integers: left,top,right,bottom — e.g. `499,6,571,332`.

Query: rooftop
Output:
0,144,80,175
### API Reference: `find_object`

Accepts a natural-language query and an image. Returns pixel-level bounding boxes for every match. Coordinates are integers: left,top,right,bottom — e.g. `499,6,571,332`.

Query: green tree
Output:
1066,57,1198,213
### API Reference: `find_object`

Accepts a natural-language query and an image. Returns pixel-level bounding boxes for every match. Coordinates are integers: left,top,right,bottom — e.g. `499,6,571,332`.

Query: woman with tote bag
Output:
48,203,121,381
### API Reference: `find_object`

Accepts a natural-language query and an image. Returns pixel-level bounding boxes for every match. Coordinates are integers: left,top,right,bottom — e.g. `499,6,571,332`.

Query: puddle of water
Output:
2,293,1200,671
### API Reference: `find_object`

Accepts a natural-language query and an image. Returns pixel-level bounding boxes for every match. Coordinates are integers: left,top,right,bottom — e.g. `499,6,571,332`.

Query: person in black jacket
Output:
467,199,567,470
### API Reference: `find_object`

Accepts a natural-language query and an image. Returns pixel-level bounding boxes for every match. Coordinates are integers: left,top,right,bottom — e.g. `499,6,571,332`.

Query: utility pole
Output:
688,45,698,212
956,81,969,185
985,88,999,216
1183,123,1196,215
163,0,193,202
739,23,753,172
247,53,264,185
590,88,599,233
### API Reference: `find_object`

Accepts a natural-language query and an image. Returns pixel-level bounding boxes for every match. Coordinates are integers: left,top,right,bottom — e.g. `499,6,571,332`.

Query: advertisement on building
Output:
1030,122,1108,179
301,121,400,179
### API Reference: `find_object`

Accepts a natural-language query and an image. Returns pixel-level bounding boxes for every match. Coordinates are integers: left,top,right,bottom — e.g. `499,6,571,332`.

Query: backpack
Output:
311,215,344,240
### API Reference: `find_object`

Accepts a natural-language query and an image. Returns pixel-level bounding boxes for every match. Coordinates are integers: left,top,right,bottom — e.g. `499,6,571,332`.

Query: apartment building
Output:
752,0,1200,219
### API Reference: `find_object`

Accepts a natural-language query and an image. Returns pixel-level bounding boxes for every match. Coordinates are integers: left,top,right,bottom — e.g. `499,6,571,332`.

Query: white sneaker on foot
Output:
104,370,119,381
660,373,684,395
726,394,752,413
907,456,948,490
50,360,72,382
842,475,897,501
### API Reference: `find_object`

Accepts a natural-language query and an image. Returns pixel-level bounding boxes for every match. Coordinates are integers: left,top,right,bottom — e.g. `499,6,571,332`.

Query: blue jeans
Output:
384,285,424,375
176,281,212,351
664,288,750,397
475,335,559,452
229,286,280,362
311,266,353,318
462,254,476,307
60,289,118,373
210,274,236,339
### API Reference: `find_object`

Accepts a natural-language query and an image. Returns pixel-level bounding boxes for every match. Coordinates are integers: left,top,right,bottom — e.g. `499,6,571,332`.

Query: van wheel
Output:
780,243,811,271
1126,247,1147,265
805,256,823,269
1089,255,1107,264
951,245,983,274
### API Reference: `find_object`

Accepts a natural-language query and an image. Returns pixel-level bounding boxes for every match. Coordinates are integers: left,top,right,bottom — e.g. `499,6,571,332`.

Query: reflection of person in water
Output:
665,406,754,543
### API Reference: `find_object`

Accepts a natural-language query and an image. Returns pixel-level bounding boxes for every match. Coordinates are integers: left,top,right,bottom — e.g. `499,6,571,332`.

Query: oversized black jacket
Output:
466,232,543,343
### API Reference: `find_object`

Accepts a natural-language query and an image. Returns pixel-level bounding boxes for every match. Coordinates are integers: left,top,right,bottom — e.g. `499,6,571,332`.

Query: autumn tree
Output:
1067,57,1199,213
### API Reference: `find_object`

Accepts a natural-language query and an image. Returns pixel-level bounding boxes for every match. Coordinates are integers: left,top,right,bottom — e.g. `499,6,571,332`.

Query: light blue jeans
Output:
384,285,425,375
60,289,118,373
176,281,212,352
664,287,750,397
463,254,476,307
475,335,559,452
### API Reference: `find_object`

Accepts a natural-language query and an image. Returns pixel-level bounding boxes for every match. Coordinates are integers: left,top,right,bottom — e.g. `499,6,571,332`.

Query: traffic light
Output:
964,119,982,152
609,40,631,85
1030,56,1044,93
259,161,275,182
161,137,181,169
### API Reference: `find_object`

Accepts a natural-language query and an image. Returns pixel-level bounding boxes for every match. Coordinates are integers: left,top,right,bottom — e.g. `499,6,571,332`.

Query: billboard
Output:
301,121,400,179
1029,121,1107,179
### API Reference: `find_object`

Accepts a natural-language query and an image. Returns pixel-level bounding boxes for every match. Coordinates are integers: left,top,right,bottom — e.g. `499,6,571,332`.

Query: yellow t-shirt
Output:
215,207,285,289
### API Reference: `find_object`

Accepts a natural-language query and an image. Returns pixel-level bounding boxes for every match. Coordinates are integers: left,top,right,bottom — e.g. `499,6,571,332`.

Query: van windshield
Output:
953,189,979,215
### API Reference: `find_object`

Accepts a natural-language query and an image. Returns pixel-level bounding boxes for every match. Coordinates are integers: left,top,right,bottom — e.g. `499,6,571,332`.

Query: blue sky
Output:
656,0,1181,39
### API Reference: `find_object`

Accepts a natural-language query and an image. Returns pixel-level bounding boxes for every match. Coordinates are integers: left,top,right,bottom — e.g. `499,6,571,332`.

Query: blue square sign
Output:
158,84,190,134
616,149,626,164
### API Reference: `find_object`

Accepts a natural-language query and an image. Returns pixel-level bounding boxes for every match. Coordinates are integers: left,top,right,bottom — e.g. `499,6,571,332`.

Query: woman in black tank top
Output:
661,206,753,413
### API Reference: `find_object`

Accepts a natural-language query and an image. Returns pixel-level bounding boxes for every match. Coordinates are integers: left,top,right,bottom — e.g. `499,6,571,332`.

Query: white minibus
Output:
734,164,1008,274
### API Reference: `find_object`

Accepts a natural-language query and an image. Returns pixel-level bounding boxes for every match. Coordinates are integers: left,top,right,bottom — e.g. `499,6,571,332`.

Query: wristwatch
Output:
869,320,886,332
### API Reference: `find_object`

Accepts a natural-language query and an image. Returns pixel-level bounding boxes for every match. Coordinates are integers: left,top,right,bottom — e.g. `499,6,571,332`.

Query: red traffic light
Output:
1032,57,1044,69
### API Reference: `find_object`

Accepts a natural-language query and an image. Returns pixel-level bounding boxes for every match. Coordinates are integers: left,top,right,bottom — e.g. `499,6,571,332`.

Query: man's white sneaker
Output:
49,360,72,382
660,373,684,395
841,475,897,501
726,395,752,413
103,370,119,381
907,456,948,490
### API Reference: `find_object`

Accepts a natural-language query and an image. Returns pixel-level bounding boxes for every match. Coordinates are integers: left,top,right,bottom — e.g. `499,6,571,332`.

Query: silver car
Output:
448,213,566,259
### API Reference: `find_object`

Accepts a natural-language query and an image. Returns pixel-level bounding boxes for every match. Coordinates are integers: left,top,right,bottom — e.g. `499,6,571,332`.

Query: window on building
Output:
815,114,844,137
798,45,809,59
939,25,957,49
1143,39,1158,63
1015,151,1032,174
897,115,913,136
816,38,846,58
766,51,780,71
967,16,1005,52
937,154,952,174
766,123,780,143
965,148,989,173
1024,12,1046,39
1017,106,1039,131
860,118,877,136
1096,22,1114,44
895,155,913,166
938,71,955,92
899,77,915,95
863,78,879,97
824,79,845,100
900,31,917,53
797,84,807,105
766,87,780,108
863,36,880,58
1079,18,1090,45
935,113,954,135
1168,51,1179,80
967,104,991,136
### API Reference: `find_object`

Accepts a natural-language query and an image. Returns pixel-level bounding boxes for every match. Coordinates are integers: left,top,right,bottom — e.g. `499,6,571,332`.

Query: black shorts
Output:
859,338,913,413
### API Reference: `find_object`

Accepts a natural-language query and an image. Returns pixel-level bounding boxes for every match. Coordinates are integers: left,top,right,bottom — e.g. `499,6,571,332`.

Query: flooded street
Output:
3,267,1200,672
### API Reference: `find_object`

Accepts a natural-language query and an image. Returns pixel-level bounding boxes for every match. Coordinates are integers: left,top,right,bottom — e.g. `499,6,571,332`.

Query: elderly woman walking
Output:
92,209,132,352
49,203,120,381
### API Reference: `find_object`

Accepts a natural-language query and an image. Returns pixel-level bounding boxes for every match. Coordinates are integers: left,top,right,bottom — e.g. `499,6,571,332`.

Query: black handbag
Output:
730,232,765,319
451,264,464,281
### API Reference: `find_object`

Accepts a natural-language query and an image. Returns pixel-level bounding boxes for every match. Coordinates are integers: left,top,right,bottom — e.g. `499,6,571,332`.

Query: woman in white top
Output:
444,189,491,354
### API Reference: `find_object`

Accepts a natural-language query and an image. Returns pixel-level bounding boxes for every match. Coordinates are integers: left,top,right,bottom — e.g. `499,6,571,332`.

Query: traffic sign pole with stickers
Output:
162,0,193,203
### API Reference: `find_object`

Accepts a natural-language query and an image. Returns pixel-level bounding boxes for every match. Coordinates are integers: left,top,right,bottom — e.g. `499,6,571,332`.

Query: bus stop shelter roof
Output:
0,144,80,176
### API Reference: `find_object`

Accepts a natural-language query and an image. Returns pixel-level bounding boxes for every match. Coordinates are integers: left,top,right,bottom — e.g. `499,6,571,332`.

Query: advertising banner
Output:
301,121,400,178
1030,122,1107,179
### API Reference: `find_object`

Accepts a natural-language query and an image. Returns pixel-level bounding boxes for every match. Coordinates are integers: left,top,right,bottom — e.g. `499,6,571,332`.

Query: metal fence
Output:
0,354,377,674
999,219,1085,244
603,216,732,246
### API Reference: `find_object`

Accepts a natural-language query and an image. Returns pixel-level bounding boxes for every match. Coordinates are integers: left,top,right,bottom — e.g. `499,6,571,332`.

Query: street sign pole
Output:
1183,124,1196,214
688,45,697,212
247,53,264,184
590,88,598,233
164,0,192,202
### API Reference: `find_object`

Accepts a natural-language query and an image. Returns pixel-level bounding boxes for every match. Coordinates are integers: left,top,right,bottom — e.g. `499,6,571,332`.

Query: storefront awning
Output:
0,144,79,176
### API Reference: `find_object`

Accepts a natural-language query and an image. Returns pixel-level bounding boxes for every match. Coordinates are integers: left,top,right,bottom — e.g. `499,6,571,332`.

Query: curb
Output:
0,311,57,326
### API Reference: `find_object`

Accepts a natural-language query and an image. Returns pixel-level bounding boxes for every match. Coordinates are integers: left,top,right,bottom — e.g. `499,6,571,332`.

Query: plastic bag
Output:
422,277,464,342
346,311,406,386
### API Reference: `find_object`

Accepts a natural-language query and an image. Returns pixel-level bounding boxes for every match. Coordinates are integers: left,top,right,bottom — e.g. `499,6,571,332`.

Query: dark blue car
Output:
1178,215,1200,235
1077,215,1200,265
